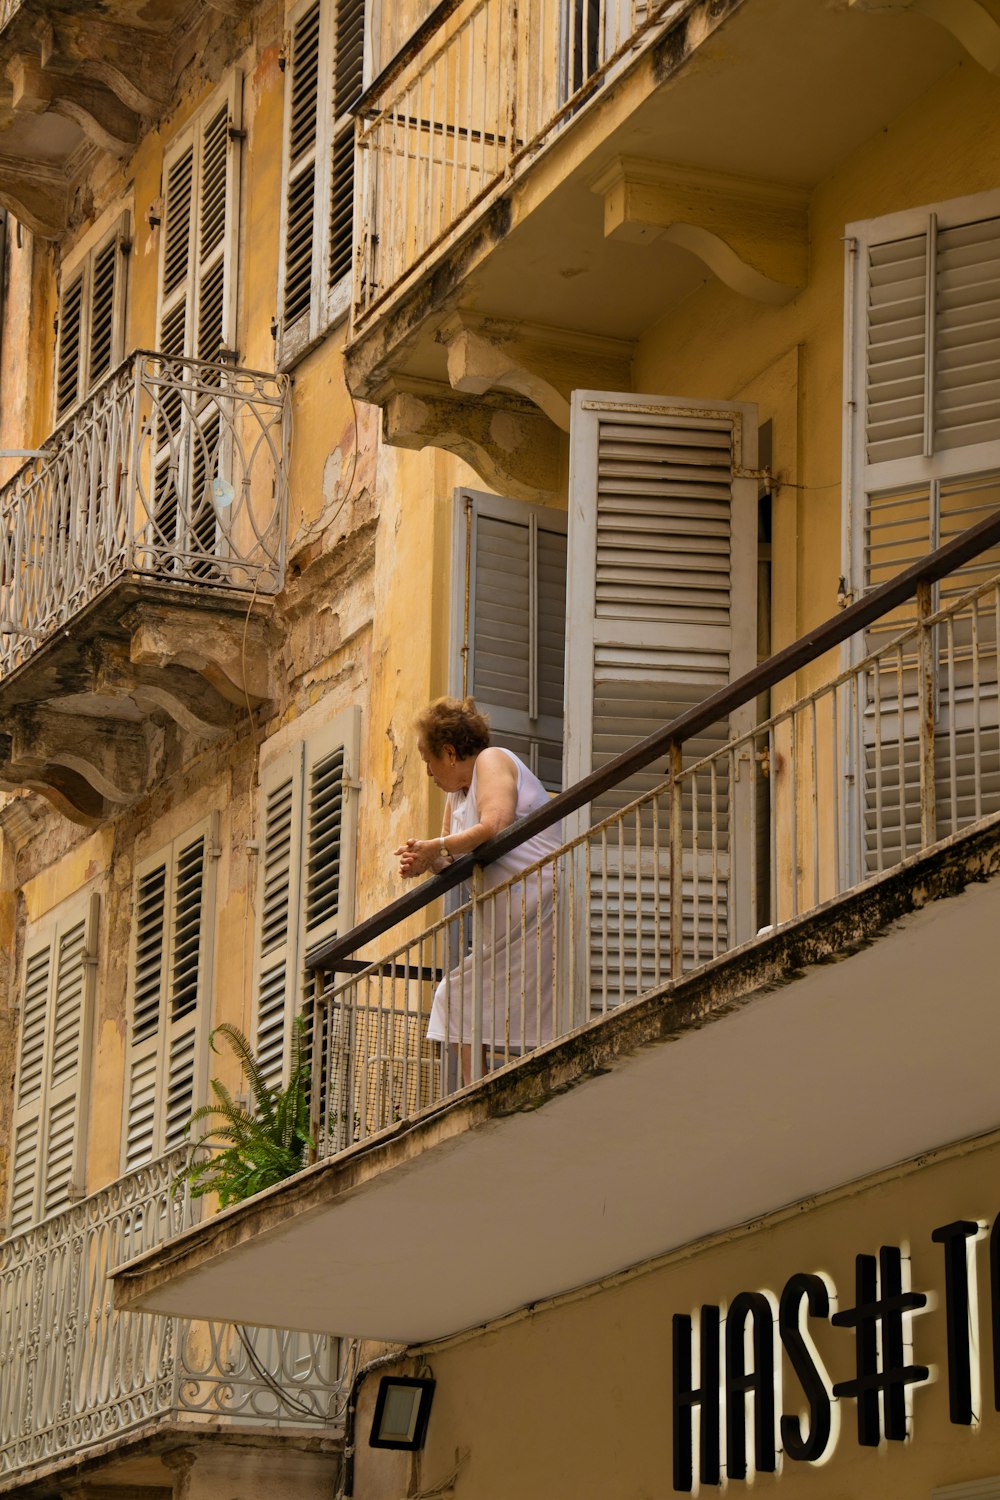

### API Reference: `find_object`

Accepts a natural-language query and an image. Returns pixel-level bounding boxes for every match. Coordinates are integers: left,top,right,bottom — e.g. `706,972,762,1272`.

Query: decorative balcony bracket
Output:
850,0,1000,74
90,638,242,742
7,53,141,156
41,17,173,116
0,708,159,824
126,603,278,711
0,151,68,236
591,159,809,306
379,376,561,505
438,313,634,434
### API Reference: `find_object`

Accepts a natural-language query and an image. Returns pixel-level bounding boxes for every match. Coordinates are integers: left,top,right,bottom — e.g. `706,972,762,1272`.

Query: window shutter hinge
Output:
837,577,853,609
228,125,247,142
118,238,132,257
733,465,773,485
345,776,362,795
208,810,223,860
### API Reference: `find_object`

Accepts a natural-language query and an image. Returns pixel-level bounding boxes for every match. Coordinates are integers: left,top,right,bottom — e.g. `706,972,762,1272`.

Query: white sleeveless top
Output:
447,747,561,886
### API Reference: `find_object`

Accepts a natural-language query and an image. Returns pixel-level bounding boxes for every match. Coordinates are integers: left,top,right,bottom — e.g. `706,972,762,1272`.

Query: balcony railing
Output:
307,510,1000,1152
0,351,289,680
0,1148,343,1488
352,0,690,326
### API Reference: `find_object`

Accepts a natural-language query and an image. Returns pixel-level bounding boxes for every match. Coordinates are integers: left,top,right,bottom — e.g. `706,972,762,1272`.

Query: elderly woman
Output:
395,697,560,1072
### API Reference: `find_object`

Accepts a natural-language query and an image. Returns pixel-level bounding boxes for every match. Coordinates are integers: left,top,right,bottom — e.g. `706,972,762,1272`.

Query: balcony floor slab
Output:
112,818,1000,1345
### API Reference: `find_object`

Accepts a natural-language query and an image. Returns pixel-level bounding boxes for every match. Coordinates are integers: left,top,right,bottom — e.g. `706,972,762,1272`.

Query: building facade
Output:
1,0,1000,1498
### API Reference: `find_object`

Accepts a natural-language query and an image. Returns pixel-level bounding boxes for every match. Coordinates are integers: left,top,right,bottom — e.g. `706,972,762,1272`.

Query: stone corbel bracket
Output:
591,158,809,306
438,313,634,433
43,17,172,116
7,52,141,155
0,709,152,824
0,151,70,237
125,603,278,712
87,638,241,741
850,0,1000,74
378,377,562,504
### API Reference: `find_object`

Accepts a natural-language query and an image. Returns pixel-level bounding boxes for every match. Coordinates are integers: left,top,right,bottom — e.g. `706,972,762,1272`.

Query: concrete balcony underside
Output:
113,816,1000,1347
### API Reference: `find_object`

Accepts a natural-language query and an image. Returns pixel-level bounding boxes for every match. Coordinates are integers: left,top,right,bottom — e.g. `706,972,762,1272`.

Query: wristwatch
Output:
439,838,454,864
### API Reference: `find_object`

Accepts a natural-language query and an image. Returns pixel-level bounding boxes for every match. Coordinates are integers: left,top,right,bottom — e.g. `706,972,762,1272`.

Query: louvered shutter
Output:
55,271,85,421
253,708,360,1086
564,391,758,1003
278,0,362,361
8,895,98,1232
255,744,306,1091
279,0,326,357
846,192,1000,872
55,216,129,423
451,490,567,791
124,824,216,1169
328,0,364,292
155,80,242,564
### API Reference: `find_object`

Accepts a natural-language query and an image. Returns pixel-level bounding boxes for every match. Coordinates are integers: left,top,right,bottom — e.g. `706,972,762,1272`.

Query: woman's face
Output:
418,739,469,792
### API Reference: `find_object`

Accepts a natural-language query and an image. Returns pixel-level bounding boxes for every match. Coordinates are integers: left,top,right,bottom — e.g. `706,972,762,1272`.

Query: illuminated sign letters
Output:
672,1215,1000,1491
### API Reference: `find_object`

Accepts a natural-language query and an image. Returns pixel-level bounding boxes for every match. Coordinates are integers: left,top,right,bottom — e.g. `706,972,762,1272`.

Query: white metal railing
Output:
352,0,688,324
0,351,289,680
309,515,1000,1153
0,1148,343,1487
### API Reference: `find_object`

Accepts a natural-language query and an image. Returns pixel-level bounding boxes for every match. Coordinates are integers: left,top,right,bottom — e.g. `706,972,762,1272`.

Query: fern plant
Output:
173,1015,314,1207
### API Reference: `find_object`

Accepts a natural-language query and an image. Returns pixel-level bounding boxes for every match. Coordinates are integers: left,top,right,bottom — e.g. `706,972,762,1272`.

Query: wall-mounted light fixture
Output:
368,1376,436,1451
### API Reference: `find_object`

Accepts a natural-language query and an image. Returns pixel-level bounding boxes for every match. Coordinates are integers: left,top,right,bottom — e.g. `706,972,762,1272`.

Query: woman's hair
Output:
416,696,491,758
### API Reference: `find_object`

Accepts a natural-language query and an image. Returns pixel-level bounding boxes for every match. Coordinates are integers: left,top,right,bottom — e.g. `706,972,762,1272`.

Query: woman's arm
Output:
394,749,518,878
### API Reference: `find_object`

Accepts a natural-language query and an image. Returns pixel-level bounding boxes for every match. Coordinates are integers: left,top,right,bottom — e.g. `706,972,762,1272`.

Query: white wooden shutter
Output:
328,0,364,293
253,707,361,1086
278,0,362,360
845,191,1000,871
53,215,129,423
155,79,242,560
254,743,306,1090
123,822,217,1169
451,490,568,791
8,894,98,1233
564,391,758,1002
279,0,328,359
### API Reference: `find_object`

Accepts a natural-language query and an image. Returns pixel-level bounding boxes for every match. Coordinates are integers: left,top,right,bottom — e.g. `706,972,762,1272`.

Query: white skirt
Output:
426,873,554,1049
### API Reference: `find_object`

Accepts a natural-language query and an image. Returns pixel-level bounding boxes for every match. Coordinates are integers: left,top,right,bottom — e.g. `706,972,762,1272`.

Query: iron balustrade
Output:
0,1147,344,1488
306,508,1000,1154
0,350,289,679
351,0,692,326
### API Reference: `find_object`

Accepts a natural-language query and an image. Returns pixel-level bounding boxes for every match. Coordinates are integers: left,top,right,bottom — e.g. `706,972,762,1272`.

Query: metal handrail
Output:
0,348,289,680
0,1147,343,1485
307,506,1000,976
